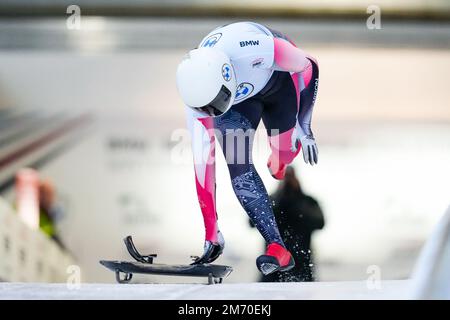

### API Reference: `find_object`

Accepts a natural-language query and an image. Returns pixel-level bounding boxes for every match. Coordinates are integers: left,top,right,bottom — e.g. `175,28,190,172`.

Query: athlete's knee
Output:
227,163,253,181
268,128,299,164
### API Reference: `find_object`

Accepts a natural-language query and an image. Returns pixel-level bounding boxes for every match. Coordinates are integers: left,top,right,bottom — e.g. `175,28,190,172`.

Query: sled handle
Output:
123,235,157,264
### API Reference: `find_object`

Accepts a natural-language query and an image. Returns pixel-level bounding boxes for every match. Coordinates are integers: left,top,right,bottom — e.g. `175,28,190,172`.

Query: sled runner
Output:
100,236,233,285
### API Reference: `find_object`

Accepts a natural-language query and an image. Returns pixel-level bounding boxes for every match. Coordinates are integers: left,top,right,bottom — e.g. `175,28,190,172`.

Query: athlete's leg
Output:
214,100,285,246
262,71,301,179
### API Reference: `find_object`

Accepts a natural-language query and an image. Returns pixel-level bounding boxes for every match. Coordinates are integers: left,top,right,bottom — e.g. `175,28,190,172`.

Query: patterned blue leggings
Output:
214,100,286,246
213,68,316,246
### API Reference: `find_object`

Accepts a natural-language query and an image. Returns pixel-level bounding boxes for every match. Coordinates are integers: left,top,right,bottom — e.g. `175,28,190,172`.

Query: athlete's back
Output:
198,22,275,103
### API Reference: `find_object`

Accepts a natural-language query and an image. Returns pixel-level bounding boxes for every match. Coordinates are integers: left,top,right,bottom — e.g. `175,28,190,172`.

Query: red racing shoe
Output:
256,243,295,275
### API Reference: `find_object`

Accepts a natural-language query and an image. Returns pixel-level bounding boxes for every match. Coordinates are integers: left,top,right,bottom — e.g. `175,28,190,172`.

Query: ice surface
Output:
0,280,410,300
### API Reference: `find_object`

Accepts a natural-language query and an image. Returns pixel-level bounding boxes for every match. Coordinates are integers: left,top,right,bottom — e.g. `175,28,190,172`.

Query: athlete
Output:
176,22,319,275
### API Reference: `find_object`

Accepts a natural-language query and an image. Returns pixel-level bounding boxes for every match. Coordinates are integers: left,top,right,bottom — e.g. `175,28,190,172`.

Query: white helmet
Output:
176,47,236,117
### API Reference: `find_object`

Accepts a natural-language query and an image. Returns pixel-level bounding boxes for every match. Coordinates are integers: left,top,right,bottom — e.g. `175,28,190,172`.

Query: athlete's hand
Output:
299,134,318,165
191,231,225,265
191,241,222,265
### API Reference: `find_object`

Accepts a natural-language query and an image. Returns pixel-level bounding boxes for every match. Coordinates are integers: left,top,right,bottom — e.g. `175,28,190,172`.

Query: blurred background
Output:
0,0,449,284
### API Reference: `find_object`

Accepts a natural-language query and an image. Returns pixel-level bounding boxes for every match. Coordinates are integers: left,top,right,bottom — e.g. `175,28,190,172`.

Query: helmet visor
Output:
198,85,232,117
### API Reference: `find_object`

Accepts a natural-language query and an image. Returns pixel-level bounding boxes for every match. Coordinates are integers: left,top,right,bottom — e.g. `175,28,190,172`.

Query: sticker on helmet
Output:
222,64,232,81
235,82,254,101
201,33,222,48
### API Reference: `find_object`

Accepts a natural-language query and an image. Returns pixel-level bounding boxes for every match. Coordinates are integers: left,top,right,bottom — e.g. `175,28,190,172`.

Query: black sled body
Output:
100,236,232,285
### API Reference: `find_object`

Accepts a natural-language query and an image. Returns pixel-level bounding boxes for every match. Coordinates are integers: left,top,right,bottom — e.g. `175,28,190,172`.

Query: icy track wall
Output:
0,198,74,282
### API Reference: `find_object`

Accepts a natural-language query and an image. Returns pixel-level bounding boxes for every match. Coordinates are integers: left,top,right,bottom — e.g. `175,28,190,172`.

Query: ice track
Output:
0,280,410,300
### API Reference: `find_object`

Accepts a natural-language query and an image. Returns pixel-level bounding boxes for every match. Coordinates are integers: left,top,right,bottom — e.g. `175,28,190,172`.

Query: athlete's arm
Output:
272,36,317,137
272,37,309,73
185,107,219,243
272,37,320,165
296,56,320,165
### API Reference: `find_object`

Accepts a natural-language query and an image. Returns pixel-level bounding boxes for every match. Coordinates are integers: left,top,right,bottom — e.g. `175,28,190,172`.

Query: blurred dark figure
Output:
252,166,325,282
